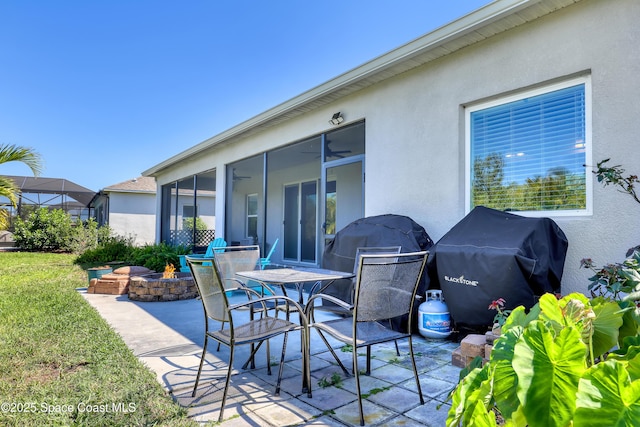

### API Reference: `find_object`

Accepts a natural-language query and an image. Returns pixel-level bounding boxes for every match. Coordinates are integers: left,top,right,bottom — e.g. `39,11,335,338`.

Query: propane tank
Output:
418,290,451,339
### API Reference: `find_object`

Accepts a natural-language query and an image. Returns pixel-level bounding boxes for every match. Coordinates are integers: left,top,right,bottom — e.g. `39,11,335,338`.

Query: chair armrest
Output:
229,295,308,326
307,280,327,296
305,293,354,319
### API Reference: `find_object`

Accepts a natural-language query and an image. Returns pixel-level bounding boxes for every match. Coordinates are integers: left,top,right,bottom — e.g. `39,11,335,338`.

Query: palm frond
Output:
0,209,10,230
0,144,43,176
0,176,19,207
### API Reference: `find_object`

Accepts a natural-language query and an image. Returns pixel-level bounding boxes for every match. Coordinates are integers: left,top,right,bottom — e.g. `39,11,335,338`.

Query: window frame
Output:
465,75,593,217
246,193,258,239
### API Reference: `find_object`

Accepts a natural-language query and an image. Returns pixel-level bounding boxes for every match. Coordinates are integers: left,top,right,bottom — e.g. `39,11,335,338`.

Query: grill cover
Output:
427,206,568,329
322,214,434,331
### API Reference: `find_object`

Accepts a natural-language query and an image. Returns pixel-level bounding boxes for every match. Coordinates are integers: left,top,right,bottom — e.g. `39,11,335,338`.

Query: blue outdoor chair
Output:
205,238,228,257
180,238,228,272
260,238,279,269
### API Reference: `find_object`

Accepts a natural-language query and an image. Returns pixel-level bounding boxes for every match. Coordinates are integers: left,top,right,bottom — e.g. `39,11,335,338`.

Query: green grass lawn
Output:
0,252,198,427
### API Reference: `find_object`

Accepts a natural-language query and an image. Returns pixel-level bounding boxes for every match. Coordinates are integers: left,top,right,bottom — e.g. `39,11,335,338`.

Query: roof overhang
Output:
143,0,580,177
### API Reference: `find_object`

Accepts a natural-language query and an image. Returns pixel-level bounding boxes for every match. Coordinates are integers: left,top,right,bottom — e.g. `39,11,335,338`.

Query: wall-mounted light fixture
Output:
329,112,344,125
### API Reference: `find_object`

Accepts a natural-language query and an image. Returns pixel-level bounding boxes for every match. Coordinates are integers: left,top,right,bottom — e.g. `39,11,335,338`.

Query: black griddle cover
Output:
427,206,568,328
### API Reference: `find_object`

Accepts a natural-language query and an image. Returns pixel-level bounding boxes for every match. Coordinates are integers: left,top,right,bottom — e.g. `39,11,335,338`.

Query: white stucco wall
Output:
356,0,640,295
107,192,156,245
150,0,640,296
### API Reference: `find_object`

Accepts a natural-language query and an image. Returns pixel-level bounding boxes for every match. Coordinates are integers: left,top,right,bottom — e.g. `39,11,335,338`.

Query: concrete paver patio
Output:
81,290,461,426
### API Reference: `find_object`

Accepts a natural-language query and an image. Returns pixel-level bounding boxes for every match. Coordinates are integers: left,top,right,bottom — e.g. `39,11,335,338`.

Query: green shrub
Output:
74,239,191,272
13,208,72,251
74,235,135,265
581,249,640,303
13,208,109,253
182,216,207,231
129,243,191,272
68,217,113,254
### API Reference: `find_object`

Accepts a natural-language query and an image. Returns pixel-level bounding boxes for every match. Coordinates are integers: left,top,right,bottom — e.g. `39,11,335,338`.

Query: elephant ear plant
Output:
446,293,640,427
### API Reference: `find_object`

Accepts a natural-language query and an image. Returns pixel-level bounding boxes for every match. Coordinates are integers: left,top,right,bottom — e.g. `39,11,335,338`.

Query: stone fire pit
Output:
87,266,154,295
128,272,197,302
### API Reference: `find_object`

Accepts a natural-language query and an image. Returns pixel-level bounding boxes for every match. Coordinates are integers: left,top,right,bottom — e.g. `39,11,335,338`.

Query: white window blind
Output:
469,82,587,213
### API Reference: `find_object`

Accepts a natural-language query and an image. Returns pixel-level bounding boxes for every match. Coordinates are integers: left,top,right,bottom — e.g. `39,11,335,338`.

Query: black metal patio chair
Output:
186,255,311,422
305,250,428,426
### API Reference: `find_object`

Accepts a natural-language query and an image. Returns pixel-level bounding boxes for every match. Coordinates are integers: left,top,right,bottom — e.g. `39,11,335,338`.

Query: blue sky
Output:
0,0,490,192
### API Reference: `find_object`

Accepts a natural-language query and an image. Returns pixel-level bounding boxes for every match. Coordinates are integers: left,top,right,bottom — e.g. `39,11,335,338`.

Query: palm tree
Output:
0,144,43,230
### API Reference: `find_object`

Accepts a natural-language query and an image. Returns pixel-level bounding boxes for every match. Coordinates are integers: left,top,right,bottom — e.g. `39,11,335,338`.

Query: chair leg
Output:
364,341,397,374
216,321,226,352
408,336,424,405
389,319,401,356
352,350,365,426
275,332,289,395
302,328,312,397
315,329,350,376
241,340,265,370
266,338,271,375
218,347,235,423
192,333,210,397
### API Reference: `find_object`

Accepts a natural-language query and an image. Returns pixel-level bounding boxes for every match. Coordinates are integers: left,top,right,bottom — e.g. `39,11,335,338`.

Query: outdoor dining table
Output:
236,266,354,395
235,267,354,307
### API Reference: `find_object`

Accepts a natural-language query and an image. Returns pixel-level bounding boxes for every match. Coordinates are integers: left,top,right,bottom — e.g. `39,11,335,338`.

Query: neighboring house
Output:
91,177,157,246
143,0,640,296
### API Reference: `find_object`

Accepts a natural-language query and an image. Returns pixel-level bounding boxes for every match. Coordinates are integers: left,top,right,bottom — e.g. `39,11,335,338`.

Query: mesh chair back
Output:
354,251,428,323
353,246,401,274
187,256,230,322
214,245,260,285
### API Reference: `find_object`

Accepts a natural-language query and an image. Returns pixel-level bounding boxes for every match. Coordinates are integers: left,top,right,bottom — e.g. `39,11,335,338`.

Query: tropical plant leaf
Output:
538,293,565,328
563,296,593,325
614,335,640,358
609,335,640,380
447,365,492,427
590,300,624,360
458,356,485,382
574,360,640,426
503,306,528,331
513,321,586,427
623,290,640,305
0,209,9,230
619,268,640,294
0,143,43,175
617,302,640,347
0,176,18,206
491,328,522,420
628,353,640,382
466,399,497,427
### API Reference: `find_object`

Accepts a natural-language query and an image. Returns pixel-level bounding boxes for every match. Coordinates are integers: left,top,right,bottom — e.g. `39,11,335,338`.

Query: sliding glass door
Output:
323,160,363,245
321,123,365,247
283,180,317,263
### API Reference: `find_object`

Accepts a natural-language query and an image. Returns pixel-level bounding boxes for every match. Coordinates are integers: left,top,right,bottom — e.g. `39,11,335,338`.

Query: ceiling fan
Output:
232,169,251,181
303,140,352,159
326,141,352,159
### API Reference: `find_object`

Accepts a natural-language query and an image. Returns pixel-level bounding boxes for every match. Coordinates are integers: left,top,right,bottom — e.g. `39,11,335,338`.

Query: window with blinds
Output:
467,77,590,215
